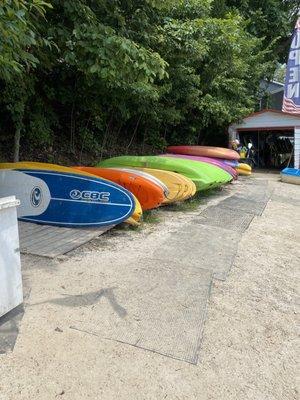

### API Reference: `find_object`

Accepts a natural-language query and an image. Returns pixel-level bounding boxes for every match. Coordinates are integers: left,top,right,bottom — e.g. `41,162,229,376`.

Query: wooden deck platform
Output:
18,222,112,258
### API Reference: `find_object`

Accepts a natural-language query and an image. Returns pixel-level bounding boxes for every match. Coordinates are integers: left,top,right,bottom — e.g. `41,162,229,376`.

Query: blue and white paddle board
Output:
0,169,135,227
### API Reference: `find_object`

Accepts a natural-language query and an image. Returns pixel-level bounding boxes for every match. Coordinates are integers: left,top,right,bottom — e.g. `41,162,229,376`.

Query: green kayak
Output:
97,156,231,191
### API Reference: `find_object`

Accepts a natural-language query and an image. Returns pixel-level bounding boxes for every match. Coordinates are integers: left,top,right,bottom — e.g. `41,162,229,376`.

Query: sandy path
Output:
0,173,299,400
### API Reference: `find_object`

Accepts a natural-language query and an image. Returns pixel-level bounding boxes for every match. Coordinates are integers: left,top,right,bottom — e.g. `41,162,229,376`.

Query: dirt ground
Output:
0,173,299,400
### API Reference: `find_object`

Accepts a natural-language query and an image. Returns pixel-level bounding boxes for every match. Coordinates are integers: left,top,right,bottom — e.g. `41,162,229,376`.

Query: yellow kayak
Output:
0,162,142,225
130,167,196,203
236,163,252,176
0,161,91,176
178,174,197,200
236,168,251,176
124,195,143,226
237,163,252,172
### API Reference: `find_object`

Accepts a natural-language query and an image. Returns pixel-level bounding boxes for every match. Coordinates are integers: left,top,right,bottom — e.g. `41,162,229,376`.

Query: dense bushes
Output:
0,0,295,162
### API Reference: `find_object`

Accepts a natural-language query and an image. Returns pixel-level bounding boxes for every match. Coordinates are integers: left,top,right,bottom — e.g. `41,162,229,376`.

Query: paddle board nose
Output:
0,168,136,228
0,170,51,217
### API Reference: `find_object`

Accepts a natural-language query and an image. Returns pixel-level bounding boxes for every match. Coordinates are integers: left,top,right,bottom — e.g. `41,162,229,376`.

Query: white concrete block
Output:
0,196,23,318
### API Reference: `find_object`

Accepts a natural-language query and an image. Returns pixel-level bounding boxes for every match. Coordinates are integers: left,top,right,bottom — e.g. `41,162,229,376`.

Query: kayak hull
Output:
74,166,165,210
129,168,196,202
223,160,239,167
236,169,251,176
161,154,237,179
281,168,300,185
97,156,224,191
237,163,252,172
167,146,240,161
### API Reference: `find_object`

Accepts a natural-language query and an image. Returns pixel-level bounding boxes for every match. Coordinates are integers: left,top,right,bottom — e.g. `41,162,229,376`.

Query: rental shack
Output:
228,109,300,169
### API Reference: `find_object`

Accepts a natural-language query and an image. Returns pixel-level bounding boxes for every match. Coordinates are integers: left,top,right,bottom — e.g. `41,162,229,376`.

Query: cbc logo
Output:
70,190,110,202
30,187,42,207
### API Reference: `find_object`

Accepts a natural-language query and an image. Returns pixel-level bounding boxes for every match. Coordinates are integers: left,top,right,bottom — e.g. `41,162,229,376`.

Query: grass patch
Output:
142,210,161,224
114,209,161,231
166,194,202,212
114,186,223,230
166,187,222,212
114,222,142,232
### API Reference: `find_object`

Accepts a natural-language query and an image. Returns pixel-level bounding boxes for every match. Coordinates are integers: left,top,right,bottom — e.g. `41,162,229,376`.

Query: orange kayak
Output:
74,166,165,210
167,146,240,161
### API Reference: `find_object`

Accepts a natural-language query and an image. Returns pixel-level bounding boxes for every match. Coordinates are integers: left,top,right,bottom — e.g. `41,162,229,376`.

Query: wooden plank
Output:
21,232,105,257
18,224,50,239
20,226,73,248
19,222,113,258
22,226,81,248
27,229,95,254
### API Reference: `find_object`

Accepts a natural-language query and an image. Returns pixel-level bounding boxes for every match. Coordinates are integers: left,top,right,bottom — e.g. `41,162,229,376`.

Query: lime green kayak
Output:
97,156,232,191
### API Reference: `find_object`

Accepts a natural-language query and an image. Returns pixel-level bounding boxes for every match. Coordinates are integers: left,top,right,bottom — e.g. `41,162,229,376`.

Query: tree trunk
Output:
126,115,142,153
70,102,75,153
14,127,21,162
99,116,114,161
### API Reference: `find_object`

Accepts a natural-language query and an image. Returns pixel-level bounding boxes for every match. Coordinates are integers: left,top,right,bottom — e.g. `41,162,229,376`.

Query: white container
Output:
0,196,23,318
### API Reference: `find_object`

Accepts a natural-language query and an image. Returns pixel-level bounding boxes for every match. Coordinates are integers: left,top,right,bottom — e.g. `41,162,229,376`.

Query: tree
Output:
0,0,52,161
0,0,294,161
145,3,269,144
212,0,299,63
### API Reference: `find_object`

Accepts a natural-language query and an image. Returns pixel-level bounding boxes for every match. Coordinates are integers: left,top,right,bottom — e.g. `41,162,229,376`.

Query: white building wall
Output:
295,127,300,169
230,111,300,131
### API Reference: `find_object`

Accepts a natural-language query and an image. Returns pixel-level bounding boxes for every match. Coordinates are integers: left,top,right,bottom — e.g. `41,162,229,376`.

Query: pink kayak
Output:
160,154,238,179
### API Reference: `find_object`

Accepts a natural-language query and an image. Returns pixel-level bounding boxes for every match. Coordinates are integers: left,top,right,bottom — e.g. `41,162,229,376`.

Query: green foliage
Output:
212,0,298,62
0,0,52,80
0,0,293,161
273,63,286,84
0,0,52,160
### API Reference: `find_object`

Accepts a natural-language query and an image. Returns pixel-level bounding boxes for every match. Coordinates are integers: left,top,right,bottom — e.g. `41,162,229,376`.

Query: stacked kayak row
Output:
0,146,251,228
166,145,252,176
98,156,233,191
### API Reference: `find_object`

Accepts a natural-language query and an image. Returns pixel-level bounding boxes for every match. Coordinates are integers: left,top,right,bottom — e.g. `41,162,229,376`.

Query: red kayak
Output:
167,146,240,161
